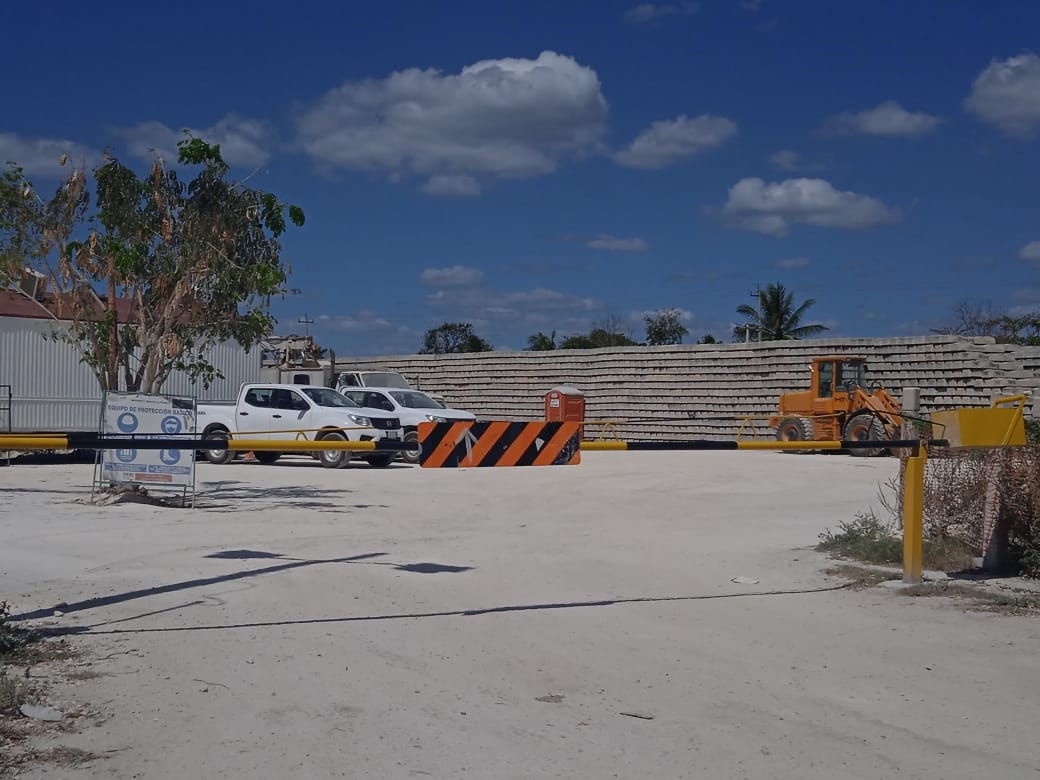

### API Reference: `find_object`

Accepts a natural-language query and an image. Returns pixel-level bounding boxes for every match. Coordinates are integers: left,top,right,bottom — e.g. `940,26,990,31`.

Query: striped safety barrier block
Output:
418,421,582,468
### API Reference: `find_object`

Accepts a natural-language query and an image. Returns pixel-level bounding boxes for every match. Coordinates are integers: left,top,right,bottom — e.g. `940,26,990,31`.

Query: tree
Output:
644,308,689,346
559,328,639,349
934,299,1040,345
527,330,556,351
733,282,828,341
419,322,493,354
559,315,639,349
0,135,304,393
696,333,717,344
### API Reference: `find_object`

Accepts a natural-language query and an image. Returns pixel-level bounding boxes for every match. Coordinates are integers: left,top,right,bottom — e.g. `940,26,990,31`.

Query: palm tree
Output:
734,282,828,341
527,331,557,351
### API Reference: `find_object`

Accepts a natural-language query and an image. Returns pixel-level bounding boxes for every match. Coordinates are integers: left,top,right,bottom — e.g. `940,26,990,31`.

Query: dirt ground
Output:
2,451,1039,779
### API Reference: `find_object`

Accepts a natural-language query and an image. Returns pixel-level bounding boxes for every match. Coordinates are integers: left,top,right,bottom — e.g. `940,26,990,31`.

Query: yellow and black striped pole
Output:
0,433,419,454
580,438,946,453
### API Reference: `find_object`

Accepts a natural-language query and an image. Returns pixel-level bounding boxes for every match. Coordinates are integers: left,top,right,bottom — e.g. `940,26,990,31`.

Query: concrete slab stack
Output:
339,336,1040,441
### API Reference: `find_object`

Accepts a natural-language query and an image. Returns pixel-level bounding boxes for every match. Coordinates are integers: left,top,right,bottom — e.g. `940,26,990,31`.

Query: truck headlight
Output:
349,414,372,426
425,414,448,423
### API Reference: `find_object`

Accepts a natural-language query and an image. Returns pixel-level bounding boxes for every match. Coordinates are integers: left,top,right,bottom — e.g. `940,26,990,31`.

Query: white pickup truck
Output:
196,383,404,468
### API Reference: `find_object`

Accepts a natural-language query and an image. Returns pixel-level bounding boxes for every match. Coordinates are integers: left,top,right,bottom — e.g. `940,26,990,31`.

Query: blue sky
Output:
3,0,1039,354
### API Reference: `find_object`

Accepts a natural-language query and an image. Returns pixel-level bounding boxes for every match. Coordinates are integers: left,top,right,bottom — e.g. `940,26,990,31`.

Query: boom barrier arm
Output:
0,433,418,453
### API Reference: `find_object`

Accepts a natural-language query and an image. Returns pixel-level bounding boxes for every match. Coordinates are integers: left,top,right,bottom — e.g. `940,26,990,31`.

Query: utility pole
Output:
298,314,314,338
750,286,762,342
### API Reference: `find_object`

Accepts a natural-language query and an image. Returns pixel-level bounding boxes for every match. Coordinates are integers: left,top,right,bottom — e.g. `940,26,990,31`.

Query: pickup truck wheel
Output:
844,413,887,457
401,430,420,465
365,454,394,468
254,451,281,465
202,430,234,464
317,431,351,469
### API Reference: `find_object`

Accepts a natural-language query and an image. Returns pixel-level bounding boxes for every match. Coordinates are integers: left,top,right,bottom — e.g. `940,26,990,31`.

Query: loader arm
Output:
851,387,903,438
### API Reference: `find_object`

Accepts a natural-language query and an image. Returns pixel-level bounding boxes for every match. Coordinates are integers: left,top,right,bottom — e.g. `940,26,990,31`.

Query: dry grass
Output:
0,668,36,716
825,564,1040,615
898,582,1040,615
824,564,895,589
5,638,78,666
1,744,101,772
65,668,101,681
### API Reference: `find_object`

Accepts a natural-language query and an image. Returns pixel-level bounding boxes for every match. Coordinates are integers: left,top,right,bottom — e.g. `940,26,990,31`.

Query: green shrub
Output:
0,601,20,655
818,511,904,565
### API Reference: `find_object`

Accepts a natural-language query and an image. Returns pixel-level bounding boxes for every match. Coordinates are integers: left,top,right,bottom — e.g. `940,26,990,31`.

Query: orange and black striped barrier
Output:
418,421,582,468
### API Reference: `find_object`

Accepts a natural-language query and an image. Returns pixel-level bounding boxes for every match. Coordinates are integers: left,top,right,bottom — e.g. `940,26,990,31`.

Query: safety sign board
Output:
100,393,196,487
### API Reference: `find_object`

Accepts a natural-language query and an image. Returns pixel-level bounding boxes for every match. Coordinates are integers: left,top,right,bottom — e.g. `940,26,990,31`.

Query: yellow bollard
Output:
902,444,927,584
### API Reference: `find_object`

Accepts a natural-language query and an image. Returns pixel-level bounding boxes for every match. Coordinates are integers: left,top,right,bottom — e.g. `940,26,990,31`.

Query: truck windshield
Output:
301,388,361,408
389,390,444,409
364,372,411,389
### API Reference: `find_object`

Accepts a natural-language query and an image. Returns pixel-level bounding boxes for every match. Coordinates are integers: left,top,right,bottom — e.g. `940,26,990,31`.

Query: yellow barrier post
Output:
902,443,926,584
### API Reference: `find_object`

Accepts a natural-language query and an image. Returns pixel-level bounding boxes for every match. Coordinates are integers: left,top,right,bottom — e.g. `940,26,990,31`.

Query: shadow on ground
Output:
10,548,475,624
193,480,378,512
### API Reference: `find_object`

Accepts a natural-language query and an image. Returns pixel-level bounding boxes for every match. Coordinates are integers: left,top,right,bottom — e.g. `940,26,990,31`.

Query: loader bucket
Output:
928,395,1028,448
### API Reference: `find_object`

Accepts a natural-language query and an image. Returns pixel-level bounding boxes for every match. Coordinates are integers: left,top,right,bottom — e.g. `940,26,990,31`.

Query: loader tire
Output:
844,413,887,457
776,417,813,452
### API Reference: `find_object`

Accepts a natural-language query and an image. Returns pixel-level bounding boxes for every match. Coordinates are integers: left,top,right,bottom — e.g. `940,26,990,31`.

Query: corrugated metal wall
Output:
0,317,260,432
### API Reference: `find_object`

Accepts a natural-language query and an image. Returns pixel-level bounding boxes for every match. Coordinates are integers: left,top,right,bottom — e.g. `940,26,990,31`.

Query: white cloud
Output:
316,312,421,356
776,256,811,269
718,177,900,236
420,265,485,288
0,132,98,178
114,114,274,167
1019,240,1040,261
295,51,608,189
425,285,601,327
500,288,600,310
614,114,737,169
1009,303,1040,317
634,307,693,321
625,2,698,24
318,311,394,331
823,101,942,137
422,174,481,197
586,234,650,252
1009,288,1040,315
965,53,1040,138
769,149,801,171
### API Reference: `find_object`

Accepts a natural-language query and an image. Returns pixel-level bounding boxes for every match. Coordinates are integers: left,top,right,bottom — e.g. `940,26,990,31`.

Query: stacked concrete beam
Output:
338,336,1040,441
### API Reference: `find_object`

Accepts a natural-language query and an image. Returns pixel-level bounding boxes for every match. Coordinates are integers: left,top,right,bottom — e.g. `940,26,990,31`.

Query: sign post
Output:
97,392,197,505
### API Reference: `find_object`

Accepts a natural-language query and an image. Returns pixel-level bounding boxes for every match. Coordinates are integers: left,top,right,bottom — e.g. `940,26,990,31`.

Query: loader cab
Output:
811,356,867,399
838,359,867,393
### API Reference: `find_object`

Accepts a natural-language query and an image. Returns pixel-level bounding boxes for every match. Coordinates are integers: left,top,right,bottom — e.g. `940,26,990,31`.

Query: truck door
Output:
268,388,312,441
239,387,278,438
